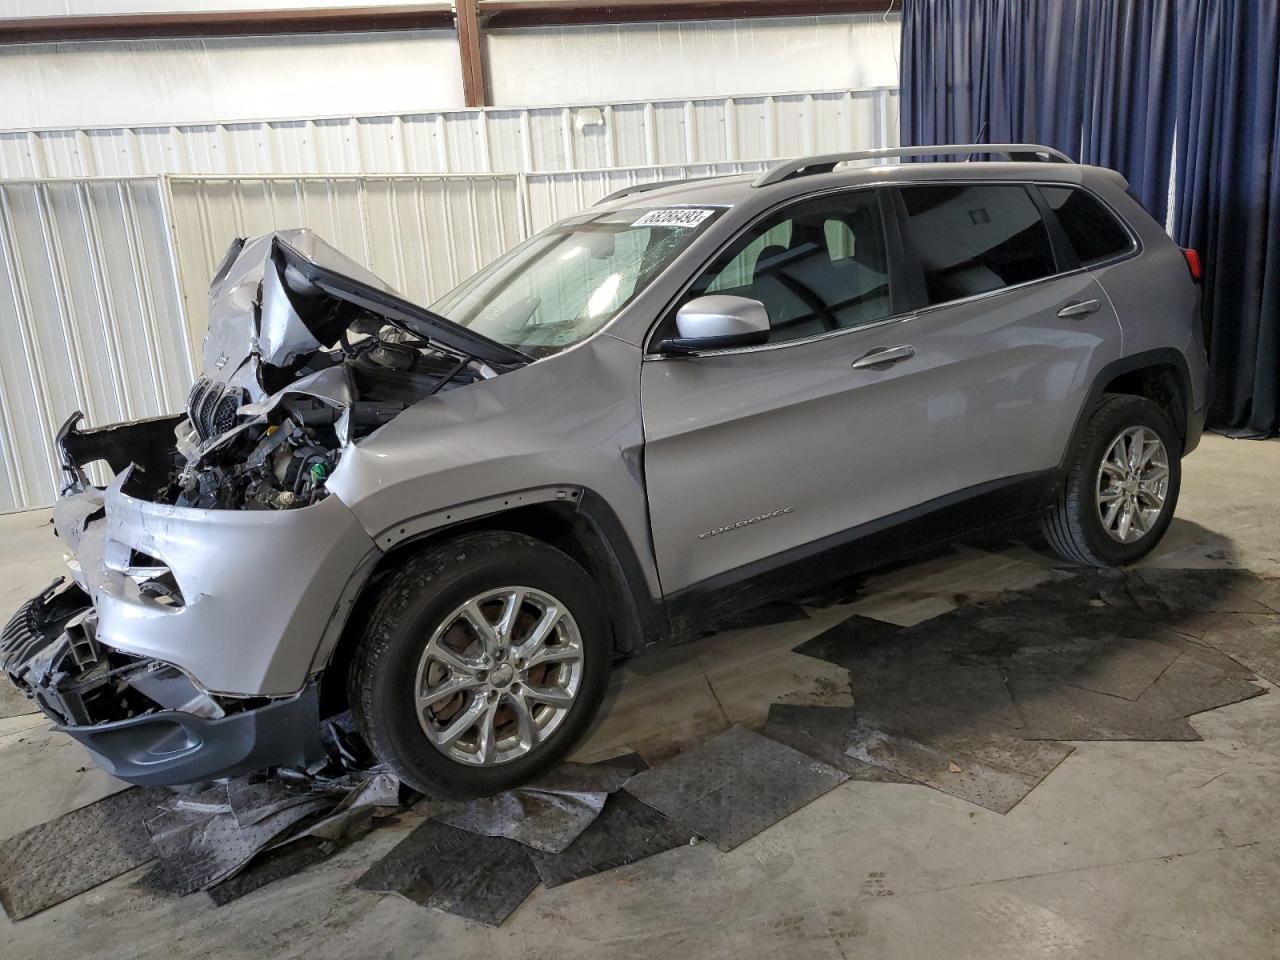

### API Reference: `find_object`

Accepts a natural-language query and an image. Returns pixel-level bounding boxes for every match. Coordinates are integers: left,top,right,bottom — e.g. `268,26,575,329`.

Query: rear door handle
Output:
1057,299,1101,319
851,344,915,369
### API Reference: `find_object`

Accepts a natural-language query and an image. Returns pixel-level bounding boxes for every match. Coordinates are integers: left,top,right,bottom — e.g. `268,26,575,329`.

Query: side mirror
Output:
658,295,770,355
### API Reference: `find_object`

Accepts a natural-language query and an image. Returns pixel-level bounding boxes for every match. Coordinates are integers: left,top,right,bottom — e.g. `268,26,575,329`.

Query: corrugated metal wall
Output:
0,178,192,511
0,87,899,179
165,175,525,350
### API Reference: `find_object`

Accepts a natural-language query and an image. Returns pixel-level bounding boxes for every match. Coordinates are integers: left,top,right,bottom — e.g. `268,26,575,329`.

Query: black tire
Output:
348,531,611,798
1042,393,1182,567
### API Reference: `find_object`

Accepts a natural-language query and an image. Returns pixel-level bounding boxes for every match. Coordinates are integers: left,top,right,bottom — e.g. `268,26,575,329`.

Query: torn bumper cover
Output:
2,579,325,785
1,459,376,785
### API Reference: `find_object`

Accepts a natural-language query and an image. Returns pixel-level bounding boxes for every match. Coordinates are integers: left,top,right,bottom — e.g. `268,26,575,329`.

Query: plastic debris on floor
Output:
140,771,401,898
788,567,1276,813
623,724,848,852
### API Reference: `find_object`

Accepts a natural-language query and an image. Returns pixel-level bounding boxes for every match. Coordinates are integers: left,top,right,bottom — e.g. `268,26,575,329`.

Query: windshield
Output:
430,205,723,359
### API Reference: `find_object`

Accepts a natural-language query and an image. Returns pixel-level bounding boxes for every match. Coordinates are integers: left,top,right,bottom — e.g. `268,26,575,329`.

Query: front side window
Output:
680,190,892,345
1040,185,1134,265
431,206,722,359
900,184,1056,306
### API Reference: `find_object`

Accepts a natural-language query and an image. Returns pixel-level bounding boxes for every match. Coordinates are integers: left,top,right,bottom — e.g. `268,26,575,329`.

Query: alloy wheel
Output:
1095,425,1170,544
412,586,584,766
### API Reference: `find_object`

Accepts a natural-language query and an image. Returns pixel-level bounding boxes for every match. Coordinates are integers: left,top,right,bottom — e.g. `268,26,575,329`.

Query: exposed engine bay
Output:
59,229,531,511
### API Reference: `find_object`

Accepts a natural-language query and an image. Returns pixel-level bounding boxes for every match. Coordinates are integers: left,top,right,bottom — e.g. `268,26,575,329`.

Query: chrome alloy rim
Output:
1095,426,1170,544
413,587,584,766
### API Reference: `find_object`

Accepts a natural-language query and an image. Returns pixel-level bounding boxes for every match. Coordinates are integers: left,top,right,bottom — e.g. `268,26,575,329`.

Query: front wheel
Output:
1042,393,1182,567
349,531,611,797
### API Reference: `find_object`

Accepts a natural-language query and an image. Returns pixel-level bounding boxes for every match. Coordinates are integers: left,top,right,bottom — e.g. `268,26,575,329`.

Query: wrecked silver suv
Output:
2,146,1208,797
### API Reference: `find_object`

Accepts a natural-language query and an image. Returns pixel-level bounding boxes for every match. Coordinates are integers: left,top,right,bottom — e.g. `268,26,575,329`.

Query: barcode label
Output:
632,208,715,228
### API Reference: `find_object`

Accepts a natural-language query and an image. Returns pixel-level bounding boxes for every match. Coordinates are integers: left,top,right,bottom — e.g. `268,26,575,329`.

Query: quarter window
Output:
900,184,1057,306
1040,185,1134,265
684,191,892,345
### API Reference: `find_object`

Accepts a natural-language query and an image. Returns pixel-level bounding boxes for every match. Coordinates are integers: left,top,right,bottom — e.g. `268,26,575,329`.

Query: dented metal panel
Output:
0,88,899,179
0,178,192,511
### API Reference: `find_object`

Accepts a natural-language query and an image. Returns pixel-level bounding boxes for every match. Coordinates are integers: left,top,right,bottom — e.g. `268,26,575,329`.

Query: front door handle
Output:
852,344,915,369
1057,299,1101,319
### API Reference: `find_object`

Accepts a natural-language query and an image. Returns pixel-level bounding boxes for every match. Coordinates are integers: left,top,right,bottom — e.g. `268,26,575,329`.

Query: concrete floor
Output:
1,433,1278,959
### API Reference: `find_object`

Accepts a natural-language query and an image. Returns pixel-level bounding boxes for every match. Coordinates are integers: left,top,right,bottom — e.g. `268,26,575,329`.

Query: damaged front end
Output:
116,229,529,513
5,230,529,785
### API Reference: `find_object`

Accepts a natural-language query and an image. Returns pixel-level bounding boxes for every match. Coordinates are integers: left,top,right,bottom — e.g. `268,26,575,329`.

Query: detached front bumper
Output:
2,579,326,785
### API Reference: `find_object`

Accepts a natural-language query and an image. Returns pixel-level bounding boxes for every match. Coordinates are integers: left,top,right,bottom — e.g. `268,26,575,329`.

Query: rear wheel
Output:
1043,393,1181,567
349,531,611,797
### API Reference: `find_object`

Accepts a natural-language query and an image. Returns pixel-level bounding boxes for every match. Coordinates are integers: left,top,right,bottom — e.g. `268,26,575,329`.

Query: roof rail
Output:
752,143,1074,188
596,175,725,206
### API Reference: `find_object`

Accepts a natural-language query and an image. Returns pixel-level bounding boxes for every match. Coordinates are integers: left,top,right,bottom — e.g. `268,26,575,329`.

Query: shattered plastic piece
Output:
357,819,539,927
623,724,848,852
525,790,691,888
0,787,167,920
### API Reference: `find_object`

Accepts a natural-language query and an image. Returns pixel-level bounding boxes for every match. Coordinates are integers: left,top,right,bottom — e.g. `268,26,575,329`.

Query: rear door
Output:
889,182,1124,485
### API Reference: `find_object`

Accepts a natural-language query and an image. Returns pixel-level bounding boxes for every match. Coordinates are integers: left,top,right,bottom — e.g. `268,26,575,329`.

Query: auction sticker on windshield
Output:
632,208,715,228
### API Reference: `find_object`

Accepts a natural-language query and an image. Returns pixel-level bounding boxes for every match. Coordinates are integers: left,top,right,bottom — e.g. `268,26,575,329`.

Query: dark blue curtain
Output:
1173,0,1280,436
900,0,1177,220
901,0,1280,435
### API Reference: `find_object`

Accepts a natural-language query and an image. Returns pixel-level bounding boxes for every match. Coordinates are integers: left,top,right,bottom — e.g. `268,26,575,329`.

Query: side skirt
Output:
662,471,1055,640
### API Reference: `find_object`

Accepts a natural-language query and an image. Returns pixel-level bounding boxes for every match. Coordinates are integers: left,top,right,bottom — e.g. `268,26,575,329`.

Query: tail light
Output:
1182,248,1202,282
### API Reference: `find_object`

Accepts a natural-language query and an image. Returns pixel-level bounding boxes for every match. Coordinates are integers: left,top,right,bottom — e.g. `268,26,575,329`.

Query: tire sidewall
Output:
1069,397,1182,565
360,535,610,798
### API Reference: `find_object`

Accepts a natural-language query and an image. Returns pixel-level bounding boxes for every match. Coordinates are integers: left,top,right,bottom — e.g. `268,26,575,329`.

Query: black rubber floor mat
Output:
623,724,848,852
761,704,915,784
1197,615,1280,685
846,724,1044,814
356,819,539,927
1144,653,1267,717
524,790,691,888
139,798,333,896
1008,677,1201,741
846,706,1074,814
207,837,335,906
1067,637,1181,701
791,615,905,667
0,786,167,920
422,762,630,854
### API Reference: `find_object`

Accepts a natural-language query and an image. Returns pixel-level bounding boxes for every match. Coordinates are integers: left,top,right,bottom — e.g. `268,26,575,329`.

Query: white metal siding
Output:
0,87,900,179
0,178,191,511
165,174,524,350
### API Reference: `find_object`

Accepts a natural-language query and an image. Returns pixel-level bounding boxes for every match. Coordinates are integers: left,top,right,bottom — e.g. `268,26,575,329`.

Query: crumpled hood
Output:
199,229,529,406
199,229,400,402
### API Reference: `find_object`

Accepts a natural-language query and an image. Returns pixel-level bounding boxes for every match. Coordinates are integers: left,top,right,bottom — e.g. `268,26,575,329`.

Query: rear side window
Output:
1040,185,1134,265
900,184,1056,306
